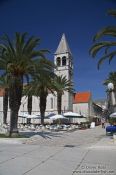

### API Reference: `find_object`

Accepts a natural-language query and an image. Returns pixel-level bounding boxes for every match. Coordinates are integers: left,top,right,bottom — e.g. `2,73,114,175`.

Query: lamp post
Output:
107,82,116,114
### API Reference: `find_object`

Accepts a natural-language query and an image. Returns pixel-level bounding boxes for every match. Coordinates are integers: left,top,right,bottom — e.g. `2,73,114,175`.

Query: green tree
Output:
53,75,73,114
90,9,116,69
0,32,47,136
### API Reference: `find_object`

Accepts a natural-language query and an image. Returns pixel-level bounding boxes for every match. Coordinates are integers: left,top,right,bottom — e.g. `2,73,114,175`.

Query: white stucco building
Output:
73,91,93,118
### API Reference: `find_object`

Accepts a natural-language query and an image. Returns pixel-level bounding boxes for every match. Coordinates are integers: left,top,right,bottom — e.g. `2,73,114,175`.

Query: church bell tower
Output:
54,33,73,112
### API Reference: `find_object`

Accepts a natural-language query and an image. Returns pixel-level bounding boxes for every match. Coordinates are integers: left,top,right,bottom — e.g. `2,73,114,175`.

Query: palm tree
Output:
53,75,73,114
0,32,48,136
26,58,55,125
90,9,116,69
0,76,9,124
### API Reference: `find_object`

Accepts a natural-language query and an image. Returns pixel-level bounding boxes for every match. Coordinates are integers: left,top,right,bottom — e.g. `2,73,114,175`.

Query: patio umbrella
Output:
27,114,41,119
50,114,67,120
46,113,56,118
63,111,83,118
18,112,28,118
110,112,116,118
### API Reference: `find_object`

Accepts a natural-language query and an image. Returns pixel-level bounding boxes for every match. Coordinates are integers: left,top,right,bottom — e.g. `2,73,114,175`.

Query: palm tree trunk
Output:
3,88,8,124
27,95,32,124
40,93,47,125
9,76,23,136
9,110,18,136
57,93,62,114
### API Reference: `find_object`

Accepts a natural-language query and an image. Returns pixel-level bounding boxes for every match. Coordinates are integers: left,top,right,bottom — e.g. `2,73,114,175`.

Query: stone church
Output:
0,34,102,123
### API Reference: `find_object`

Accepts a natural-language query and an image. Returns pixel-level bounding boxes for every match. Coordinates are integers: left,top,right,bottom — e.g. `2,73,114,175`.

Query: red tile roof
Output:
73,92,91,103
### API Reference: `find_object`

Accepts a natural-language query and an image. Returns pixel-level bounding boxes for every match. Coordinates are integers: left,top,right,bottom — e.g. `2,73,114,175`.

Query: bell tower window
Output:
62,56,66,66
56,57,61,66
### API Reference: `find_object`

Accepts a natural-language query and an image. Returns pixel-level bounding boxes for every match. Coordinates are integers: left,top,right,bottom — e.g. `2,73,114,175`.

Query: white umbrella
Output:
110,112,116,118
18,112,28,118
63,111,82,117
50,114,66,120
27,114,41,119
46,113,56,118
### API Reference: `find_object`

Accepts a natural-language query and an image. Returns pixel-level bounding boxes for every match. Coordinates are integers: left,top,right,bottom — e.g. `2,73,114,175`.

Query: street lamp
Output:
107,82,114,91
107,82,116,113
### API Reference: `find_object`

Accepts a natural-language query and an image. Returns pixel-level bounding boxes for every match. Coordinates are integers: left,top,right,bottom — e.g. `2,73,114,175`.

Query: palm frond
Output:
15,32,27,56
53,75,74,94
2,34,15,56
90,41,116,57
97,50,116,69
105,46,110,54
108,9,116,17
93,26,116,41
23,36,40,54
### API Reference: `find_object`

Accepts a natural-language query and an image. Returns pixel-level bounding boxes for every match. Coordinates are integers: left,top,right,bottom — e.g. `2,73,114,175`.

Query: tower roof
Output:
55,33,72,55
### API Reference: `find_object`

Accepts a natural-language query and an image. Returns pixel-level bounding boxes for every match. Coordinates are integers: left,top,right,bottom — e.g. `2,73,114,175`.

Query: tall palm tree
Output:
26,58,55,125
53,75,73,114
0,76,9,124
0,32,48,136
90,9,116,69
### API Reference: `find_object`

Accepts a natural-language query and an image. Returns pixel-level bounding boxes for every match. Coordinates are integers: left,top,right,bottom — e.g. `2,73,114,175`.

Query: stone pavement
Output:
0,126,116,175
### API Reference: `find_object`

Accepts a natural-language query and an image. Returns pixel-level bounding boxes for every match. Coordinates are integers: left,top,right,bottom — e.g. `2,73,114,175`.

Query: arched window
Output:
51,98,53,109
62,56,66,66
56,57,61,66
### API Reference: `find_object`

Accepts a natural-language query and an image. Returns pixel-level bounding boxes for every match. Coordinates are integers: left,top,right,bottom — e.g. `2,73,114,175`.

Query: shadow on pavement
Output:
19,131,64,139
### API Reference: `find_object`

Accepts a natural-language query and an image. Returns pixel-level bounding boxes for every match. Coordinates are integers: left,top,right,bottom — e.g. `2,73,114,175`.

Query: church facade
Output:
0,34,101,124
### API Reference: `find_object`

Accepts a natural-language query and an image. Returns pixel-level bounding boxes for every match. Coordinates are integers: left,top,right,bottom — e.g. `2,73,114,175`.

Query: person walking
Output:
101,118,105,128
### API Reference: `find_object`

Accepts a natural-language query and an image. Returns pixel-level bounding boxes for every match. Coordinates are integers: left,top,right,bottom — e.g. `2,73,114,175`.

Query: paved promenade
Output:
0,126,116,175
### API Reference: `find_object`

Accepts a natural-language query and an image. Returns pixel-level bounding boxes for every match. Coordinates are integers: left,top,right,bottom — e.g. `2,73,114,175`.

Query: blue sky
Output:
0,0,116,100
